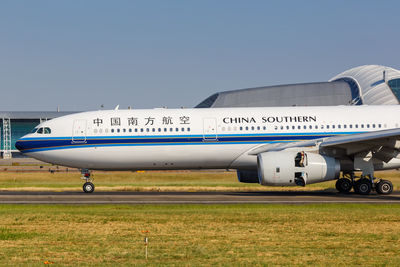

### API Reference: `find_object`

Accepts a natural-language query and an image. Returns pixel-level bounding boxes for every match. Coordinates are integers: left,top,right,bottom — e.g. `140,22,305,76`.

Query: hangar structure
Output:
2,65,400,158
196,65,400,108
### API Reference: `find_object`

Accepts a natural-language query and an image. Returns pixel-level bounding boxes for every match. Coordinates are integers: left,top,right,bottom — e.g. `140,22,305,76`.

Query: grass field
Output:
0,204,399,266
0,170,400,192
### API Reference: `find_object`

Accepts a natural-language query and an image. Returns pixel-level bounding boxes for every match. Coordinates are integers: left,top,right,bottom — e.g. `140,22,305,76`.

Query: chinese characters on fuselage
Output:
93,116,191,126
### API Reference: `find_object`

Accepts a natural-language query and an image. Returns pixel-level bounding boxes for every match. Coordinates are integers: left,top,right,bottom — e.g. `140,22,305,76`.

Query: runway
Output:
0,190,400,204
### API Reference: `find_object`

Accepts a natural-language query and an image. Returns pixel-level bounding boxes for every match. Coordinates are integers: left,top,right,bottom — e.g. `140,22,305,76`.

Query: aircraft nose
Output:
15,139,27,152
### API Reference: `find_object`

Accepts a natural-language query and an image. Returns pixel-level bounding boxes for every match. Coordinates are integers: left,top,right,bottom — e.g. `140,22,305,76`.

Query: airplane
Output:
15,105,400,194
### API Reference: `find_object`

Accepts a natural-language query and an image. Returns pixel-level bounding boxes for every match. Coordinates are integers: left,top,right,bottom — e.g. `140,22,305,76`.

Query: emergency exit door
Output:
203,118,217,141
72,120,87,143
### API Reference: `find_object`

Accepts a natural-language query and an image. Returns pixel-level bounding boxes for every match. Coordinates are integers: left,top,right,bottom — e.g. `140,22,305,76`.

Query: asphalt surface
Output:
0,190,399,204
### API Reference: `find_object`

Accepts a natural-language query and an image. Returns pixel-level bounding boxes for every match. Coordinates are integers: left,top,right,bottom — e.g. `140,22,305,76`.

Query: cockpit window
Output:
388,79,400,102
36,127,51,134
31,128,39,133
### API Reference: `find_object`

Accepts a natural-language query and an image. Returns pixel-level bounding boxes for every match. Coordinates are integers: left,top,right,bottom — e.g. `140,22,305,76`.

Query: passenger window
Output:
349,125,352,128
297,126,301,130
372,124,376,128
240,127,243,131
251,126,254,130
187,128,190,131
281,126,284,130
332,125,335,129
257,126,260,130
355,124,358,128
135,129,138,132
367,124,370,128
181,127,185,131
292,126,295,130
94,129,98,134
152,128,155,132
378,124,382,128
343,125,347,129
111,129,115,133
326,125,330,129
146,128,150,132
175,128,179,131
117,129,120,133
338,125,341,129
99,129,103,133
245,126,249,131
303,125,307,129
123,129,126,133
129,129,132,133
263,126,267,130
315,125,318,129
158,128,161,132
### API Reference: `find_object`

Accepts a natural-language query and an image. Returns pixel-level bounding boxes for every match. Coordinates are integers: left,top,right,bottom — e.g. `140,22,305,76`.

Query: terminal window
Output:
388,79,400,102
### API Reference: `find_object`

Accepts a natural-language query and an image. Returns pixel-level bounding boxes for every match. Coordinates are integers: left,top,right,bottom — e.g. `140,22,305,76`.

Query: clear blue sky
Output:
1,0,399,111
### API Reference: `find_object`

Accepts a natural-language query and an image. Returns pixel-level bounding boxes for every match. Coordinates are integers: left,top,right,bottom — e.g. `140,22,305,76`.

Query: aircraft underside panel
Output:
26,144,258,170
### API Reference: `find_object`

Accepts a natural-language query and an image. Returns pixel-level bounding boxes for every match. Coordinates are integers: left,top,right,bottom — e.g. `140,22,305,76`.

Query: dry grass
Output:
0,204,399,266
0,170,399,192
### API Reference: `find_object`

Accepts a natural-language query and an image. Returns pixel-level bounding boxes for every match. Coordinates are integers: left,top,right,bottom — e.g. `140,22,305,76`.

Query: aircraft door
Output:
203,118,218,141
72,119,87,143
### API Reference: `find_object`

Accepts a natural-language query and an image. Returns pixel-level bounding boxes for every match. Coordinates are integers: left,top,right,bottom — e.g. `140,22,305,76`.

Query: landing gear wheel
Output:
354,178,371,195
335,178,352,193
376,180,393,195
83,182,95,193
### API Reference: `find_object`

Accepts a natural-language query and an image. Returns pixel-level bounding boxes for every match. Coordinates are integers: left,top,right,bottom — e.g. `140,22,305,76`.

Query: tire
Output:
376,180,393,195
335,179,352,193
83,182,95,193
354,178,371,195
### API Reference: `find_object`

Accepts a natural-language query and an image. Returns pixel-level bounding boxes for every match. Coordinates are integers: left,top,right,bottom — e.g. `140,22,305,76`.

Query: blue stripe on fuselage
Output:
16,132,362,153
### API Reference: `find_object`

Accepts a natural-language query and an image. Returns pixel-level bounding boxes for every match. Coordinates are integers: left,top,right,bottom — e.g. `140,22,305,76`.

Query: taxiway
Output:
0,190,399,204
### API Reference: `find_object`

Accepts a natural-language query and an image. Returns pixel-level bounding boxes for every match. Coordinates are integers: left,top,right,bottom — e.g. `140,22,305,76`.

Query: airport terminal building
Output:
2,65,400,158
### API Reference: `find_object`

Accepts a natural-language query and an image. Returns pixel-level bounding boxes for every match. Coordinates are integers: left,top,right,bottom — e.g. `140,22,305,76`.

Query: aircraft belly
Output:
29,144,254,170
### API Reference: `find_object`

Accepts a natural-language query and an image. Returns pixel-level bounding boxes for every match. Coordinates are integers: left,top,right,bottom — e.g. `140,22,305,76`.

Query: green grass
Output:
0,204,399,266
0,170,400,192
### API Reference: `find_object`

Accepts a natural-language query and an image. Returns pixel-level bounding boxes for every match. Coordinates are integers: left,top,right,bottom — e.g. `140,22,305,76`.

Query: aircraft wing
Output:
249,128,400,160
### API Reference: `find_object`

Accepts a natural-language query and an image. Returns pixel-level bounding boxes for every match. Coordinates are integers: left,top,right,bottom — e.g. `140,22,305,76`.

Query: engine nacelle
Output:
237,170,259,183
257,151,340,186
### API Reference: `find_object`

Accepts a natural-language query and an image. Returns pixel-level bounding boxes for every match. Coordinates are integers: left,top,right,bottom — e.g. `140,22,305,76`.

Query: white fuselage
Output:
15,105,400,171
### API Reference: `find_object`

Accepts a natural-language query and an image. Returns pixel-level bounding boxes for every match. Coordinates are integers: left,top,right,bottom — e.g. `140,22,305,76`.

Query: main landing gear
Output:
335,172,393,195
81,169,95,193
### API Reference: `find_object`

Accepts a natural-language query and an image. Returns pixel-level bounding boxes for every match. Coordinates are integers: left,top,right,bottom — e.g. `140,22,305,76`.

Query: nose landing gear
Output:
81,169,95,193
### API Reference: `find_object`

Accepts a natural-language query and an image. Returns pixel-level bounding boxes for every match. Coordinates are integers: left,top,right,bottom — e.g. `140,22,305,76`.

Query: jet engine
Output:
257,151,340,186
